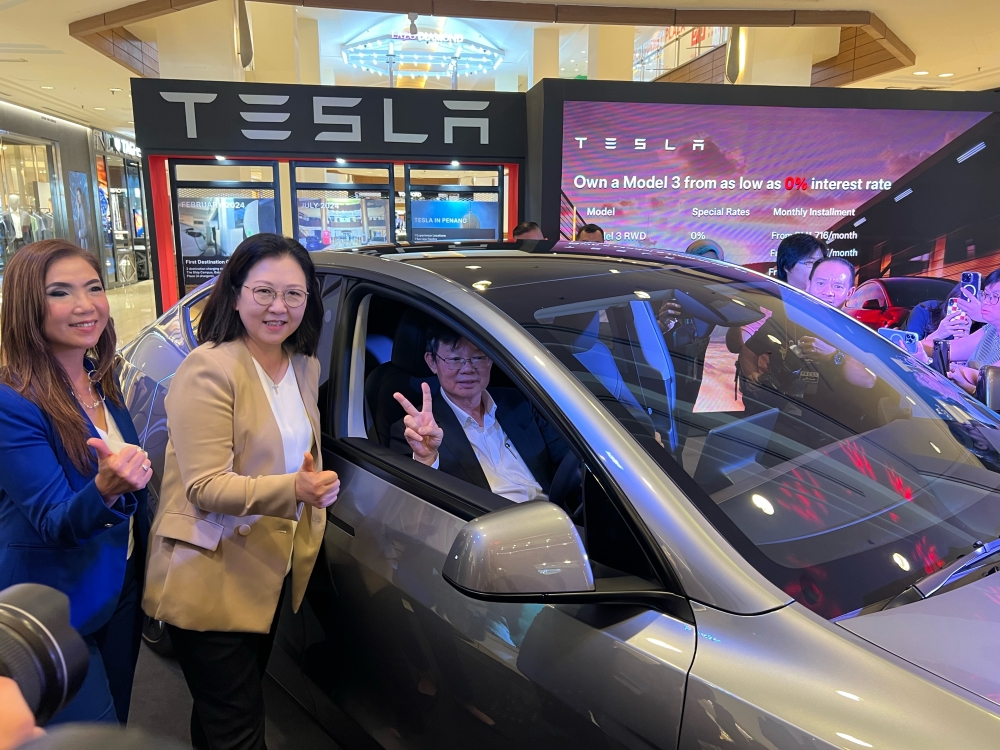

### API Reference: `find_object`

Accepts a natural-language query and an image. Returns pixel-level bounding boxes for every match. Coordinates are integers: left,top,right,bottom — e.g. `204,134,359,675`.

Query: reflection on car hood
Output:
840,574,1000,706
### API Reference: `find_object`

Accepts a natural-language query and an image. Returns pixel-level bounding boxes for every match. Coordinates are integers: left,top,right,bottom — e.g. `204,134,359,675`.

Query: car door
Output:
285,281,696,750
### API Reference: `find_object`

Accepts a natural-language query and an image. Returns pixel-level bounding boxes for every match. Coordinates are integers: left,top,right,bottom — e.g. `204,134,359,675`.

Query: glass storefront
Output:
292,163,392,251
93,131,151,289
0,137,59,274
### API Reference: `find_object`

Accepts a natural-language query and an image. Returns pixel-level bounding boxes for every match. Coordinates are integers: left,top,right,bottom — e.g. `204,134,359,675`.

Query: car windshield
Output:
486,259,1000,620
882,279,956,308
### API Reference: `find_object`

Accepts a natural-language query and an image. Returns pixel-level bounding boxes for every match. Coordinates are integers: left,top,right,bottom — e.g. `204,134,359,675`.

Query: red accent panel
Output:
147,154,178,310
505,163,518,240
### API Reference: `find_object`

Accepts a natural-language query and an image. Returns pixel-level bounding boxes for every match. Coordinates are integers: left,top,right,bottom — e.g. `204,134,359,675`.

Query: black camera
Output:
0,584,89,725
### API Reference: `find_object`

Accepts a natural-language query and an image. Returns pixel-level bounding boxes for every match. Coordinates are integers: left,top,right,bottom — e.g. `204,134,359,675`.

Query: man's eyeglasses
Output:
243,286,308,308
983,291,1000,306
434,354,491,370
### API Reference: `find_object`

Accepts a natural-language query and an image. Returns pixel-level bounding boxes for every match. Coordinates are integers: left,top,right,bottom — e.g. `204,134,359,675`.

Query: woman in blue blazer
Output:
0,241,151,724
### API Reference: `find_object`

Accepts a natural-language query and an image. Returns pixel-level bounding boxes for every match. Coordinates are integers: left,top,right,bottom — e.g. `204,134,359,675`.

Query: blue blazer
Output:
0,380,149,636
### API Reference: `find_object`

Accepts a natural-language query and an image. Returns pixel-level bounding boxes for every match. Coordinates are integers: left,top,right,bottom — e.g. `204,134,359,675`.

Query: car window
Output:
843,284,871,310
870,283,888,306
335,288,662,585
484,263,1000,620
883,280,956,309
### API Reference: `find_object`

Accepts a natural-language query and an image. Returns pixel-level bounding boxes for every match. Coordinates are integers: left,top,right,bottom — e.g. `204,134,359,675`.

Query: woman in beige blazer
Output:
143,234,339,750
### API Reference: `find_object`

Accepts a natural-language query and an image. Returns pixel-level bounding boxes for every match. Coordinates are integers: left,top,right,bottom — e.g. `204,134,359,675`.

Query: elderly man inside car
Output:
391,326,568,503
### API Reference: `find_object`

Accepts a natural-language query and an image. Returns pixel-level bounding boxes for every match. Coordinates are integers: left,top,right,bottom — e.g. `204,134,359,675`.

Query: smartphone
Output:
878,328,920,355
961,271,982,301
947,298,969,325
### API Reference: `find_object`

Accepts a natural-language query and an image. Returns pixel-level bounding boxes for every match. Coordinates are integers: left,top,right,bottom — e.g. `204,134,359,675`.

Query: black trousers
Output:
167,578,287,750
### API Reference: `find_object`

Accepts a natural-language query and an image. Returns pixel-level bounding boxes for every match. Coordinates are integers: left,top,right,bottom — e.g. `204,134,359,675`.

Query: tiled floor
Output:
107,280,158,347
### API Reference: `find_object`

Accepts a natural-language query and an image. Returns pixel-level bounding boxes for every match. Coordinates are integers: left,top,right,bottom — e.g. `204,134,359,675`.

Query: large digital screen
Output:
410,198,499,242
561,101,999,280
175,188,276,288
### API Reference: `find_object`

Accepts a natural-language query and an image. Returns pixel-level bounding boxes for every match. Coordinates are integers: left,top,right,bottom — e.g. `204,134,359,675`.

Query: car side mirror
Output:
442,501,594,598
862,299,885,311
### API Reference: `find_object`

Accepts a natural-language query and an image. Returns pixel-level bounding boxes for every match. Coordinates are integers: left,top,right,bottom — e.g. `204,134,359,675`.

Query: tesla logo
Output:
159,91,491,145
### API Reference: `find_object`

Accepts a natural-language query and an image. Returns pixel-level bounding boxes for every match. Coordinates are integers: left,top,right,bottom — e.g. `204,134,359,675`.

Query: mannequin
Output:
3,194,31,250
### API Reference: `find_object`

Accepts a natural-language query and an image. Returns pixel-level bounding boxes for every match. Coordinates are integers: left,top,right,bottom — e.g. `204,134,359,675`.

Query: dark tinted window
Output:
476,259,1000,620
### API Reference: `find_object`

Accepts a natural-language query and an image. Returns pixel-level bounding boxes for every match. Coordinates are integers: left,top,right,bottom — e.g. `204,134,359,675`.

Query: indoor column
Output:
531,27,560,86
586,25,635,81
736,27,840,85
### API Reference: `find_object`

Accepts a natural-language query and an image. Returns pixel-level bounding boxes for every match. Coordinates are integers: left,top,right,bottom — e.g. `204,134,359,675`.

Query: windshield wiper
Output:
882,538,1000,610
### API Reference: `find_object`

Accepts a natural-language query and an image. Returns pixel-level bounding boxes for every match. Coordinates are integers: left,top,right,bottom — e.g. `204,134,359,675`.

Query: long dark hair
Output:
197,233,322,356
0,240,120,474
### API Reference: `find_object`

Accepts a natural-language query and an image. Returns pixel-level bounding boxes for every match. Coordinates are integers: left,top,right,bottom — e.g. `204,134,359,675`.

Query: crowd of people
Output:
0,228,997,748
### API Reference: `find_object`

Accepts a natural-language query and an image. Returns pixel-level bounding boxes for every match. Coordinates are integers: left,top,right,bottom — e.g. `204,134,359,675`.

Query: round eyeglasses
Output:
243,286,308,308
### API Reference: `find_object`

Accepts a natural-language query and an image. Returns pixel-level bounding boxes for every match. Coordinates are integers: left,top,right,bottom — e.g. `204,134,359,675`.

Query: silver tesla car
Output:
120,242,1000,749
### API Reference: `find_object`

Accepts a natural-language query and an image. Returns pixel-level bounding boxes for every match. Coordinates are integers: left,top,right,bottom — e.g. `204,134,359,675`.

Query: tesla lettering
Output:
443,100,490,144
314,97,362,142
383,98,427,143
159,92,218,138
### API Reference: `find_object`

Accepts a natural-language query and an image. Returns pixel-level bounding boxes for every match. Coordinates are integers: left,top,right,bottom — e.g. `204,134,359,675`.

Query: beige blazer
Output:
142,339,325,633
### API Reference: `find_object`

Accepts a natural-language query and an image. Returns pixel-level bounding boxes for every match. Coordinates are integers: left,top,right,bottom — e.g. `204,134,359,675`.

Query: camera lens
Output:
0,584,89,725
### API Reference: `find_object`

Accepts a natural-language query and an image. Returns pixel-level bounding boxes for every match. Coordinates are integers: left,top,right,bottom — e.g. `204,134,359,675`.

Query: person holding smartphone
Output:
947,269,1000,395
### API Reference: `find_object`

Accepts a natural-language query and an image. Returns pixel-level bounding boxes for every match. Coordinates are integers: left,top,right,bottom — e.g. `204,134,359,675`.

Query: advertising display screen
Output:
410,198,499,242
561,101,999,279
176,188,276,287
296,191,390,251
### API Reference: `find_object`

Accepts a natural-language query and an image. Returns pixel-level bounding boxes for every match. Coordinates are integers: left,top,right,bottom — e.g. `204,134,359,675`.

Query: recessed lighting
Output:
560,67,565,71
40,85,53,90
465,265,481,269
336,157,346,164
938,72,954,78
913,70,929,76
215,155,226,161
94,107,105,111
450,160,460,166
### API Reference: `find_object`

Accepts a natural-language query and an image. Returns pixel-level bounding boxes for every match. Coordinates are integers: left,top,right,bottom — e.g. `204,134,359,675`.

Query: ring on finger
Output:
142,464,151,472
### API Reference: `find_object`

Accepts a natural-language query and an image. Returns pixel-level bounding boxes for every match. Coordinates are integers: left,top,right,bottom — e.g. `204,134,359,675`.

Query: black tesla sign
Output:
131,79,526,160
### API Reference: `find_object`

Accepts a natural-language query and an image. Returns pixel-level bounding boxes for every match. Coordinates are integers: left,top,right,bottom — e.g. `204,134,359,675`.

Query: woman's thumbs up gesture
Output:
294,452,340,509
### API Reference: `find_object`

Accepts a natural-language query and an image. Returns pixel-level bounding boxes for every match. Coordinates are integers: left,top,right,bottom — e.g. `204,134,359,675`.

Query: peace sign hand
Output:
393,383,444,466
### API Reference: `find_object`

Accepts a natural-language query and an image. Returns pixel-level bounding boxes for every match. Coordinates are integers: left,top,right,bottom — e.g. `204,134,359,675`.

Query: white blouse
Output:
251,358,313,573
93,402,136,560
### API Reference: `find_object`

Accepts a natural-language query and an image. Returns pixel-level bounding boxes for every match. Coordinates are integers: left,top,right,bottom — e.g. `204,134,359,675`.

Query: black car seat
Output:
364,308,439,447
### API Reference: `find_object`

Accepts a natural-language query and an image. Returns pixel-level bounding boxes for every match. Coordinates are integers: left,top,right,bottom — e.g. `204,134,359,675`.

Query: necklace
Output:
73,382,104,410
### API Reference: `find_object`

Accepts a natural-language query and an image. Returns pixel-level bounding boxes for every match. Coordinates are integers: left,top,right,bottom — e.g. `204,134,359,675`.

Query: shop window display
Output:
0,139,57,273
292,164,392,251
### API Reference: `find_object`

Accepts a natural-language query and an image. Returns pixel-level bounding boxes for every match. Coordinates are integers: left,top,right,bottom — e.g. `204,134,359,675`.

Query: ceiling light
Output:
751,494,774,515
215,155,226,161
913,70,929,76
40,85,53,90
450,160,460,166
336,157,346,164
472,280,492,291
892,553,911,571
938,72,954,78
634,290,650,299
465,265,481,269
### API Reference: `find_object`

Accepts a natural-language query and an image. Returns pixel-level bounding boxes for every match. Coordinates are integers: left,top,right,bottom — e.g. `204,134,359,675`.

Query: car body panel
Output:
680,603,1000,750
845,278,956,330
316,448,695,748
840,573,1000,707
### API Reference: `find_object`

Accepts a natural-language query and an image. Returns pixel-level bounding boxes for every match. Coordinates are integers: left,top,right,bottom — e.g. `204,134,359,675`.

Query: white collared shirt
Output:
435,388,546,504
93,403,135,559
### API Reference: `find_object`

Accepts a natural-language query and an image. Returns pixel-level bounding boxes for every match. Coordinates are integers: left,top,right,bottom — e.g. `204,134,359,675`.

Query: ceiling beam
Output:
69,0,915,82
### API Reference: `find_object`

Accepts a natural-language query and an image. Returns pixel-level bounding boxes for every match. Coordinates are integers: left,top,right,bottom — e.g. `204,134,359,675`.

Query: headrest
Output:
391,309,434,377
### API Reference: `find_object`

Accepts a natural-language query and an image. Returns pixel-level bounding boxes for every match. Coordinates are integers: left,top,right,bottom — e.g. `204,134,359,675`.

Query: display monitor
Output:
410,196,500,242
560,100,999,280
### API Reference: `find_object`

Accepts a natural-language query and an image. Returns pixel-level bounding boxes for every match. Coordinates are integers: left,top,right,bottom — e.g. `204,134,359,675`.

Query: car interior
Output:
340,290,664,588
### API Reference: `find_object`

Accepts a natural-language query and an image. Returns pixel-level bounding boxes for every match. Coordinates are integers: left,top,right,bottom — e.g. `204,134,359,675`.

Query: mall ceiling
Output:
0,0,995,139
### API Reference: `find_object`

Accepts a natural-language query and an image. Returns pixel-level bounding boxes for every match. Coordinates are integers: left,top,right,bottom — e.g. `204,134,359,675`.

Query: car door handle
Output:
327,514,355,537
